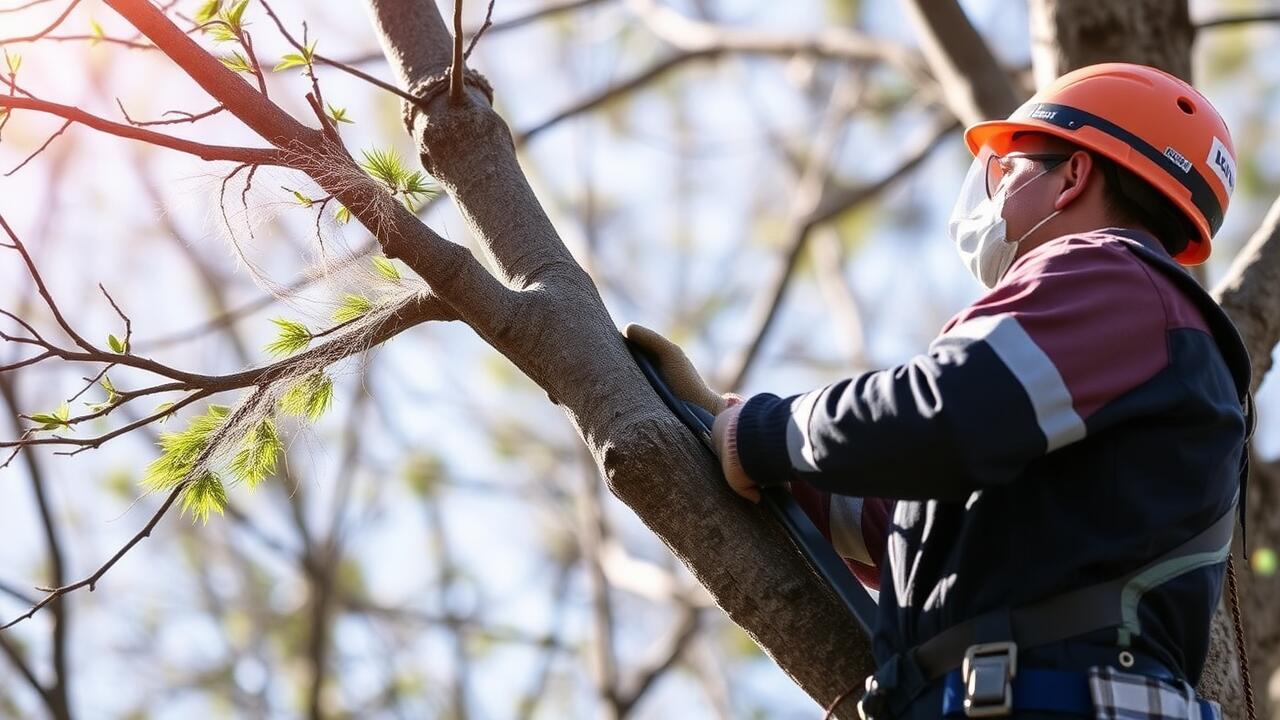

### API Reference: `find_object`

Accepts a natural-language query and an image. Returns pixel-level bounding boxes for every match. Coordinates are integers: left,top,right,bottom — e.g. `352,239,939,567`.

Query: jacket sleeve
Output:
734,237,1179,501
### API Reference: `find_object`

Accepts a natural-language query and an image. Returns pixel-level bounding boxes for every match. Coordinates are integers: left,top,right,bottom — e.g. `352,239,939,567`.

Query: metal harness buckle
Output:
962,642,1017,717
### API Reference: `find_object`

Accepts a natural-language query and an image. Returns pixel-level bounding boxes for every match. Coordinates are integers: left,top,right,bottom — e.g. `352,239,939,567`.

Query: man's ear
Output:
1053,150,1094,210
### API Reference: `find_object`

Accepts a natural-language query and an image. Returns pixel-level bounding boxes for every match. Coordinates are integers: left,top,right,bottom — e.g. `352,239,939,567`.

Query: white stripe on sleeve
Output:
931,313,1086,451
829,495,873,565
786,390,823,472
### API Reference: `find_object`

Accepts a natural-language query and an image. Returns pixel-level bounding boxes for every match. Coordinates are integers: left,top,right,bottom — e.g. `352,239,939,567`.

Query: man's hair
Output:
1093,156,1194,257
1008,131,1194,256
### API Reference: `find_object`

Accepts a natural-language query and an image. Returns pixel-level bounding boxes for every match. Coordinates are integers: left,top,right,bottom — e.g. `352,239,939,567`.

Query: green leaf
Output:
180,471,228,524
89,19,104,44
107,333,127,354
154,401,176,422
272,53,307,72
303,39,317,63
223,0,250,31
142,404,229,491
208,22,238,43
371,256,400,281
333,293,373,323
5,51,21,76
219,50,254,74
286,188,313,207
359,147,408,190
194,0,223,24
229,417,281,488
86,375,120,413
265,317,311,357
334,205,351,224
325,104,353,124
399,170,438,212
280,372,333,421
27,402,71,432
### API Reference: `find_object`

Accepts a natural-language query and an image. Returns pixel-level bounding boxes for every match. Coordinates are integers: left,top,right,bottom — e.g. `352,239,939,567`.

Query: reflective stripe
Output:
786,390,823,472
830,495,873,565
933,314,1086,451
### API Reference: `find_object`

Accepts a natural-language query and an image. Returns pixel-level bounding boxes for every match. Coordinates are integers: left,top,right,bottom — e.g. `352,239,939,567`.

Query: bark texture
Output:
1028,0,1196,87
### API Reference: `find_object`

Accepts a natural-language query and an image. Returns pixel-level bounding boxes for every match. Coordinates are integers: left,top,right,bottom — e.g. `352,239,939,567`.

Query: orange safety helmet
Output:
964,63,1236,265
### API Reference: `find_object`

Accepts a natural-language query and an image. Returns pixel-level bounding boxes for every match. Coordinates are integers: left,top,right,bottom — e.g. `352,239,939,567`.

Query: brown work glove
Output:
624,324,758,501
623,323,728,415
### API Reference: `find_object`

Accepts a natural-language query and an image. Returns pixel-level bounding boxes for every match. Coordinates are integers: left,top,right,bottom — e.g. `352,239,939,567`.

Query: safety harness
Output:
856,501,1237,718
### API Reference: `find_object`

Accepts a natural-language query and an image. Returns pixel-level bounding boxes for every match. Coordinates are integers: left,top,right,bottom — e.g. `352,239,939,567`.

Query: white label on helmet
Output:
1164,147,1193,173
1207,136,1236,197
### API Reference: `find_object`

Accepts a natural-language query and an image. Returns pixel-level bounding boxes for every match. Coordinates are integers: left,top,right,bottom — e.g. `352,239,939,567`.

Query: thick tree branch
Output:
1213,193,1280,395
898,0,1021,124
363,0,883,713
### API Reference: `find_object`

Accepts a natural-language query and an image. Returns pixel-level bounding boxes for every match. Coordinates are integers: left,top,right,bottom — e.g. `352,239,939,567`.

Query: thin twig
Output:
0,0,55,13
4,118,71,176
0,484,185,630
1196,12,1280,30
0,0,81,44
116,98,224,127
449,0,465,102
0,214,97,352
463,0,496,59
258,0,420,108
98,282,132,352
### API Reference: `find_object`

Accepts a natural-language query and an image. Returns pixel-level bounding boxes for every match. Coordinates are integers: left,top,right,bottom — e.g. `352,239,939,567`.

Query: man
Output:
629,63,1252,718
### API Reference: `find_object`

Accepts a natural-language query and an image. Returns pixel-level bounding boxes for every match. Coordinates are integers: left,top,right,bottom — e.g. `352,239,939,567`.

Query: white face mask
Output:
947,157,1061,288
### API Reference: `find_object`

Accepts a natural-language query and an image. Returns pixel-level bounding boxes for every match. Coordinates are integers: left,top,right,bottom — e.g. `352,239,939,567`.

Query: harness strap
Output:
914,500,1238,680
940,668,1222,718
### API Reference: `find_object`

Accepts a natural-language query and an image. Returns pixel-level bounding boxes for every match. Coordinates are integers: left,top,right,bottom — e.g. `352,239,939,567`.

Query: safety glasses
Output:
985,152,1070,198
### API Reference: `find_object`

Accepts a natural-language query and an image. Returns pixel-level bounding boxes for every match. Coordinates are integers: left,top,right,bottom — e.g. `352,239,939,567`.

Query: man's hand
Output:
624,324,758,501
711,396,760,503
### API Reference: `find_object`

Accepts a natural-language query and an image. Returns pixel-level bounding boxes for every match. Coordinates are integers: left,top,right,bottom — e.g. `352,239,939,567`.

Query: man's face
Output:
977,133,1075,251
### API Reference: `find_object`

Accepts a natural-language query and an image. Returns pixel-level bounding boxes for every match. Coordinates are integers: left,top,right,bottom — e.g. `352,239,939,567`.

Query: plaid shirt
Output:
1089,667,1222,720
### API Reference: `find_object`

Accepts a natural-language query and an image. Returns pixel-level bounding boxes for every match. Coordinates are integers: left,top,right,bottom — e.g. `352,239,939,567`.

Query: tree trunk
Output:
360,1,876,716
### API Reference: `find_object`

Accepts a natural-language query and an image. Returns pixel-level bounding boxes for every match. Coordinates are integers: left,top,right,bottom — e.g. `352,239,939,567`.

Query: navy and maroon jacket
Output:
735,228,1250,686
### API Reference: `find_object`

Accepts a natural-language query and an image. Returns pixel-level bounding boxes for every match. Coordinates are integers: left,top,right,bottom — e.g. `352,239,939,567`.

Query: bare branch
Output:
98,283,132,351
4,118,71,176
898,0,1020,124
1196,12,1280,30
0,95,287,164
0,376,70,717
719,116,958,389
0,0,80,44
616,605,701,715
0,0,56,14
519,3,928,144
1,484,183,630
449,0,466,103
116,98,224,126
462,0,495,59
1,214,97,353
